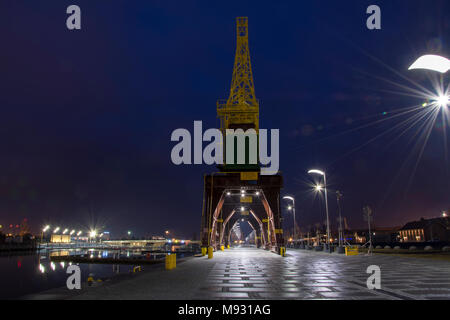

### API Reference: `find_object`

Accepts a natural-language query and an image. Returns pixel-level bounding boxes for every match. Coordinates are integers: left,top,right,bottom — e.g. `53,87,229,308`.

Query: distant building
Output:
399,217,450,242
51,234,71,243
345,227,400,244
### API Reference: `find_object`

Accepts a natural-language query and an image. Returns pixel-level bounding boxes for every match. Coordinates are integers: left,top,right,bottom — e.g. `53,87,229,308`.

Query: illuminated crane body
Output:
200,18,284,254
217,17,259,171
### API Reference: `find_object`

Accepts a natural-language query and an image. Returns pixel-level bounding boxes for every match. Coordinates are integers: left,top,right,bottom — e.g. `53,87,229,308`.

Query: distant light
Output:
255,191,260,196
53,227,60,234
443,212,448,217
408,54,450,73
422,102,428,107
287,205,292,210
241,206,245,212
127,231,131,235
226,191,231,196
89,230,97,238
241,189,245,194
62,228,69,234
241,218,244,222
43,225,50,232
70,230,75,235
77,231,82,236
315,185,323,191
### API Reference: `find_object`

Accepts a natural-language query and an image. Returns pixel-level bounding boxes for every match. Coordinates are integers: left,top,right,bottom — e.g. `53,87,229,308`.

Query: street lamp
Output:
409,54,449,108
308,169,331,251
53,227,60,234
40,225,50,249
282,195,296,242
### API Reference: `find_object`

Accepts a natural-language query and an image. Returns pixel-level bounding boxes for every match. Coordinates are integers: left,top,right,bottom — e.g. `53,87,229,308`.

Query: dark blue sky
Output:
0,1,449,238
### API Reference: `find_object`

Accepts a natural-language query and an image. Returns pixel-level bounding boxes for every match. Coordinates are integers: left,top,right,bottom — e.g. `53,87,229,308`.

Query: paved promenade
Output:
28,247,450,300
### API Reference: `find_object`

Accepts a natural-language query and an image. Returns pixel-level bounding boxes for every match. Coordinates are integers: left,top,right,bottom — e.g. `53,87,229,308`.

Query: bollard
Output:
220,245,224,251
165,253,177,270
208,246,213,259
201,247,207,256
87,273,94,286
133,266,142,273
345,246,359,256
280,246,286,257
227,244,230,249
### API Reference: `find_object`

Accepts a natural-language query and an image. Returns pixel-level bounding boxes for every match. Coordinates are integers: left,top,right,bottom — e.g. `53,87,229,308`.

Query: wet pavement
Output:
26,246,450,300
194,247,450,300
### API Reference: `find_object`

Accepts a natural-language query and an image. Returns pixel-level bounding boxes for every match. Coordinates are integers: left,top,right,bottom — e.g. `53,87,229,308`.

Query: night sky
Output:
0,1,449,238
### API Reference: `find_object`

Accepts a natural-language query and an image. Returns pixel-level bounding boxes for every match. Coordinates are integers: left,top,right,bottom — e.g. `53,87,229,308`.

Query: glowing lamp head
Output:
89,230,97,238
435,95,449,108
315,185,323,192
308,169,325,176
287,205,292,210
408,54,450,74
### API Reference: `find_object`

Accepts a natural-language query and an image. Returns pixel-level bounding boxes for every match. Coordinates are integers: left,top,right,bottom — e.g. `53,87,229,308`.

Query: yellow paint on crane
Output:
240,172,258,181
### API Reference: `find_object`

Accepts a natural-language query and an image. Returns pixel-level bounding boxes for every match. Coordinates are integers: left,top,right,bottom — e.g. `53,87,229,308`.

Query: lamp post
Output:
282,196,296,243
40,225,50,250
308,169,331,252
336,191,346,254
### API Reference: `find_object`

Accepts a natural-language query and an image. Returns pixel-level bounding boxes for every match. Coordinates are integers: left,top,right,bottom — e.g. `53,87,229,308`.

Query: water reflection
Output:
0,248,171,299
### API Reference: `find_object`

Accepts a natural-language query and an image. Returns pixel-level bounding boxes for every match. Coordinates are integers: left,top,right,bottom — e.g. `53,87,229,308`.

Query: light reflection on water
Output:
0,249,166,300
